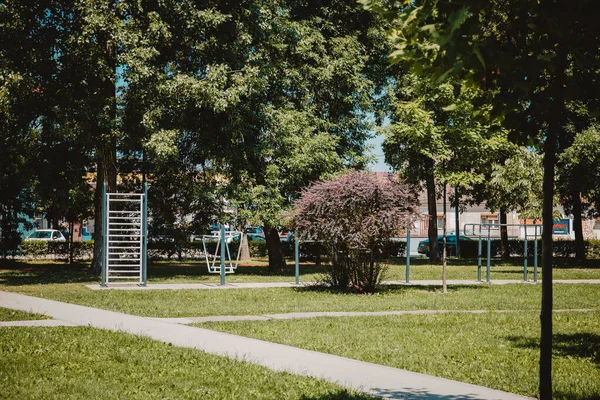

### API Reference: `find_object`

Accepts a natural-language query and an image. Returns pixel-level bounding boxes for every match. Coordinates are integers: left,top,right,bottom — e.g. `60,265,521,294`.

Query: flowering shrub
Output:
291,171,418,293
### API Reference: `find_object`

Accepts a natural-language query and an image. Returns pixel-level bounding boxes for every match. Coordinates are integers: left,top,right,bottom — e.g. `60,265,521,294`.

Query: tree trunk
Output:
239,230,251,261
500,209,509,260
540,45,567,400
91,17,118,275
68,222,74,264
264,223,286,271
454,186,460,258
425,168,440,262
571,190,585,262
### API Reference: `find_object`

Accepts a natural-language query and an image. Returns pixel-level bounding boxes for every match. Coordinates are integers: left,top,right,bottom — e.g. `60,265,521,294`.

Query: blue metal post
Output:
406,230,411,283
477,225,482,282
534,225,539,283
295,232,299,285
142,183,148,286
101,182,107,286
524,228,528,282
486,226,491,283
220,224,226,286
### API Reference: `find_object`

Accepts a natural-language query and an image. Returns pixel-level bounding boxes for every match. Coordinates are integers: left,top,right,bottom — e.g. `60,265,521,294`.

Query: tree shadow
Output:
506,332,600,368
301,388,491,399
292,284,490,296
0,267,95,286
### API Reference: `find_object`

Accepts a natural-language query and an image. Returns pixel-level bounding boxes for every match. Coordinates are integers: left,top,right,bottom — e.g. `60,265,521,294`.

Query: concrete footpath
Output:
1,290,530,399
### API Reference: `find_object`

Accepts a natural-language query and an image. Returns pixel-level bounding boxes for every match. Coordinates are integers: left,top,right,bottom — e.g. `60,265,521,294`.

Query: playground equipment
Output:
200,228,241,274
463,223,542,283
101,183,148,286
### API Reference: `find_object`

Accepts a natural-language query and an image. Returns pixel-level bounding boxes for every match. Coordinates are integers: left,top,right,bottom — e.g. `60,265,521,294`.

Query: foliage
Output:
19,240,93,262
383,72,510,262
486,147,544,219
558,126,600,216
291,171,418,292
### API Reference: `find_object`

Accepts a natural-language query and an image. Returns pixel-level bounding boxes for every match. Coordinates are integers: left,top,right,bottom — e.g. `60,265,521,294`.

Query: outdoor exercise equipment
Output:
200,227,240,275
101,183,148,286
463,223,542,283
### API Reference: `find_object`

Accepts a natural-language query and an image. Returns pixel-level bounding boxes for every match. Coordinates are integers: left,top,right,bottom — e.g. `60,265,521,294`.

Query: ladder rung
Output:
107,277,141,281
109,235,142,237
107,270,141,274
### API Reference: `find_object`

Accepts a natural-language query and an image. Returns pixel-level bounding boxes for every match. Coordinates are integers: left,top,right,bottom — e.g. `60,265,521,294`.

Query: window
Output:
437,215,444,230
481,214,499,229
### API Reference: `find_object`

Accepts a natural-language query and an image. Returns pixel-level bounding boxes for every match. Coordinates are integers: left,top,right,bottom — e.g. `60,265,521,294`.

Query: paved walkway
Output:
86,279,600,290
0,290,530,400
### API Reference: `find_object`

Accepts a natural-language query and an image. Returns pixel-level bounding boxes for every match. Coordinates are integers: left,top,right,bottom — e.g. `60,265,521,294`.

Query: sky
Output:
366,133,391,172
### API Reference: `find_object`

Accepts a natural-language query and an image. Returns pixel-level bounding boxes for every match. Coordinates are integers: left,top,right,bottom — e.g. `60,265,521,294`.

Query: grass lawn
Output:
195,311,600,399
1,267,598,317
0,326,372,399
0,307,50,321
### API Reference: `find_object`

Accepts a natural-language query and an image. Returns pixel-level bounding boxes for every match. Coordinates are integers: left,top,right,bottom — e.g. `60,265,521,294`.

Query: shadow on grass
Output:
506,332,600,367
292,284,490,296
147,263,328,279
552,392,600,400
301,388,489,399
0,267,95,286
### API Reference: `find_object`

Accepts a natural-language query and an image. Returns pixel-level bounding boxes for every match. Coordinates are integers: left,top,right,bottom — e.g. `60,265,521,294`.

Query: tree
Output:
558,126,600,253
123,0,389,271
485,147,544,259
291,171,418,293
361,1,600,396
383,73,508,269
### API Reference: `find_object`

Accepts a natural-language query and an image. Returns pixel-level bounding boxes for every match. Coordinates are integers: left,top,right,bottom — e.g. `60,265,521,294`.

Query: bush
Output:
291,171,418,293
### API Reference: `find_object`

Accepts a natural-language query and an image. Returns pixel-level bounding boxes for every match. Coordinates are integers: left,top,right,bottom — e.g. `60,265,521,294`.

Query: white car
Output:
24,229,67,242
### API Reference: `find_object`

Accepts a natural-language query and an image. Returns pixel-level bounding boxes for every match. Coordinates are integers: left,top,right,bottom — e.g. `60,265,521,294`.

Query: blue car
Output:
417,234,473,256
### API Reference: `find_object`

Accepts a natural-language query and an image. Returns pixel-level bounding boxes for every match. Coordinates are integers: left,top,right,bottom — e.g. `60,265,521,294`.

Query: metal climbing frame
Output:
101,183,148,286
463,223,542,283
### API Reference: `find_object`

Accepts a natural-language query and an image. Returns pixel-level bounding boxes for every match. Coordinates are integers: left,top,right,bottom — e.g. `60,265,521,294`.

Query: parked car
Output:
24,229,67,242
417,234,473,256
245,226,265,242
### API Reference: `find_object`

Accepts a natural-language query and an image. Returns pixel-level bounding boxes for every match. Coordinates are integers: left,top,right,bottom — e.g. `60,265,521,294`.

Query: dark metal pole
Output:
455,187,460,258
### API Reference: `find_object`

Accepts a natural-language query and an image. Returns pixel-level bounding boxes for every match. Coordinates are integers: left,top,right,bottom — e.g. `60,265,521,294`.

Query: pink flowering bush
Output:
291,171,418,293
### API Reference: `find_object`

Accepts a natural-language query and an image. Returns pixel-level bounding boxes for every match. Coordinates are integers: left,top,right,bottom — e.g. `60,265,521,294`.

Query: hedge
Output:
458,238,600,259
19,240,94,261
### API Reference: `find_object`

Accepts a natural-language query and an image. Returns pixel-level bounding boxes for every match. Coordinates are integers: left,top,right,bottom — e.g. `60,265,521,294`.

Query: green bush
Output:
20,241,49,259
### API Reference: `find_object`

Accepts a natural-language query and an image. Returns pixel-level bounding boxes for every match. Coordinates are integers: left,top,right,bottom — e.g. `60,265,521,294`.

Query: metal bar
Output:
406,230,411,283
534,225,539,283
524,228,528,281
295,232,300,285
142,183,148,286
220,224,226,285
102,182,108,286
477,224,482,282
486,227,491,283
105,199,144,202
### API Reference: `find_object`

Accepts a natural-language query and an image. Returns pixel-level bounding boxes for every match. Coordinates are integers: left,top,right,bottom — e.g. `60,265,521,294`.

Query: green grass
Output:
1,268,599,318
3,257,600,285
0,326,372,399
0,307,49,321
195,311,600,399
